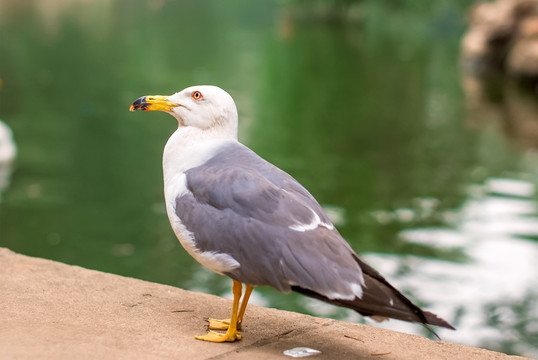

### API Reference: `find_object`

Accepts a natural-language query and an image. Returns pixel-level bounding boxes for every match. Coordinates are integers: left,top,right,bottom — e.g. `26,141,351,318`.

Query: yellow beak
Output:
129,95,177,112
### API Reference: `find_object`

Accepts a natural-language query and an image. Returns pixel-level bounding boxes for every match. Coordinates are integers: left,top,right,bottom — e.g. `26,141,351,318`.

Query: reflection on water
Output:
464,73,538,149
1,0,538,357
363,177,538,358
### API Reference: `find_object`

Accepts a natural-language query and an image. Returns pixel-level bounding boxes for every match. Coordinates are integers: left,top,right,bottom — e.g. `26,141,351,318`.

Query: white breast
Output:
162,128,240,275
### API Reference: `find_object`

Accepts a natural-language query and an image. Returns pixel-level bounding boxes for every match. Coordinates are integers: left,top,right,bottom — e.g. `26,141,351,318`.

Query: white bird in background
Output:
129,85,454,343
0,120,16,200
0,120,16,164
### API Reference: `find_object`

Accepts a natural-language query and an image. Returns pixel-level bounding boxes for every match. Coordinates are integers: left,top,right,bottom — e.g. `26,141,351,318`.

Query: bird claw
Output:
206,318,232,330
195,329,242,342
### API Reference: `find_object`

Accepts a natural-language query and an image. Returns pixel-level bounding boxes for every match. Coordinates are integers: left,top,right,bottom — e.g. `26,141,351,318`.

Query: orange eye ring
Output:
192,91,203,100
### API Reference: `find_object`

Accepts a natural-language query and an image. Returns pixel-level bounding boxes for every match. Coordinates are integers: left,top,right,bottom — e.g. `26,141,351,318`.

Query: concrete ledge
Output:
0,247,529,360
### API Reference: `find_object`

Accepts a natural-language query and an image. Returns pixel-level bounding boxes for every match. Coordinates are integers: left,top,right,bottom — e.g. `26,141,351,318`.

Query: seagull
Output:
0,120,16,165
0,120,16,200
129,85,454,342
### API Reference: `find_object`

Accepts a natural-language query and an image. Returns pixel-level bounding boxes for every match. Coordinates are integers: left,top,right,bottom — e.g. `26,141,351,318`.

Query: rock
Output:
461,0,538,78
507,17,538,77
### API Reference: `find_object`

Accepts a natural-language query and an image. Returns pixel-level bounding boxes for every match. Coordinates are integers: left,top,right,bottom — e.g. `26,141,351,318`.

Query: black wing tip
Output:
422,310,456,331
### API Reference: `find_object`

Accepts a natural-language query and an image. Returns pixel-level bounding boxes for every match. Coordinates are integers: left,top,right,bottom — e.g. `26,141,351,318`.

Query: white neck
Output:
162,125,237,188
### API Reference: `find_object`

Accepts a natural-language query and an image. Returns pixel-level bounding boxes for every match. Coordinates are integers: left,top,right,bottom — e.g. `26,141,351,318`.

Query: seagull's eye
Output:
192,91,203,100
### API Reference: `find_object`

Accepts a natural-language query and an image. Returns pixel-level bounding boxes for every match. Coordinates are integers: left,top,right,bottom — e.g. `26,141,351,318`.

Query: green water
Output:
1,1,537,357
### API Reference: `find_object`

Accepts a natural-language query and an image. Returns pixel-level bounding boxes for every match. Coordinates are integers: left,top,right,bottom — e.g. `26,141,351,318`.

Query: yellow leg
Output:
207,284,253,331
195,280,243,342
237,285,253,328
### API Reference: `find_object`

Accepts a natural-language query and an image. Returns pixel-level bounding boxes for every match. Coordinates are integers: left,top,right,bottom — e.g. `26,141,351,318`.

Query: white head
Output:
130,85,238,138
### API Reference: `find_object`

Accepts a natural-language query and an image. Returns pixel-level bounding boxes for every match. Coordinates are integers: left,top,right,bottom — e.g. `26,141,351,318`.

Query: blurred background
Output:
1,0,538,357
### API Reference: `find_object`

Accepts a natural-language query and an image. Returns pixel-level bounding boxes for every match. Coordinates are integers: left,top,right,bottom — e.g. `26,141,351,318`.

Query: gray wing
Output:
175,142,364,298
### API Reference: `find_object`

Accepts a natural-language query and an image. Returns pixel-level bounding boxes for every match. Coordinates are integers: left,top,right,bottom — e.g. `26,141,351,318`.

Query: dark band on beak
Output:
130,96,150,111
129,95,177,112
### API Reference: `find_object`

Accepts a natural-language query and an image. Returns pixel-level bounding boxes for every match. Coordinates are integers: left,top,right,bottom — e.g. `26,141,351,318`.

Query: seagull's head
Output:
130,85,238,135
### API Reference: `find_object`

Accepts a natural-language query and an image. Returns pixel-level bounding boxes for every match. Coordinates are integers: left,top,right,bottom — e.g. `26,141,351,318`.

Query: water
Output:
1,0,537,357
